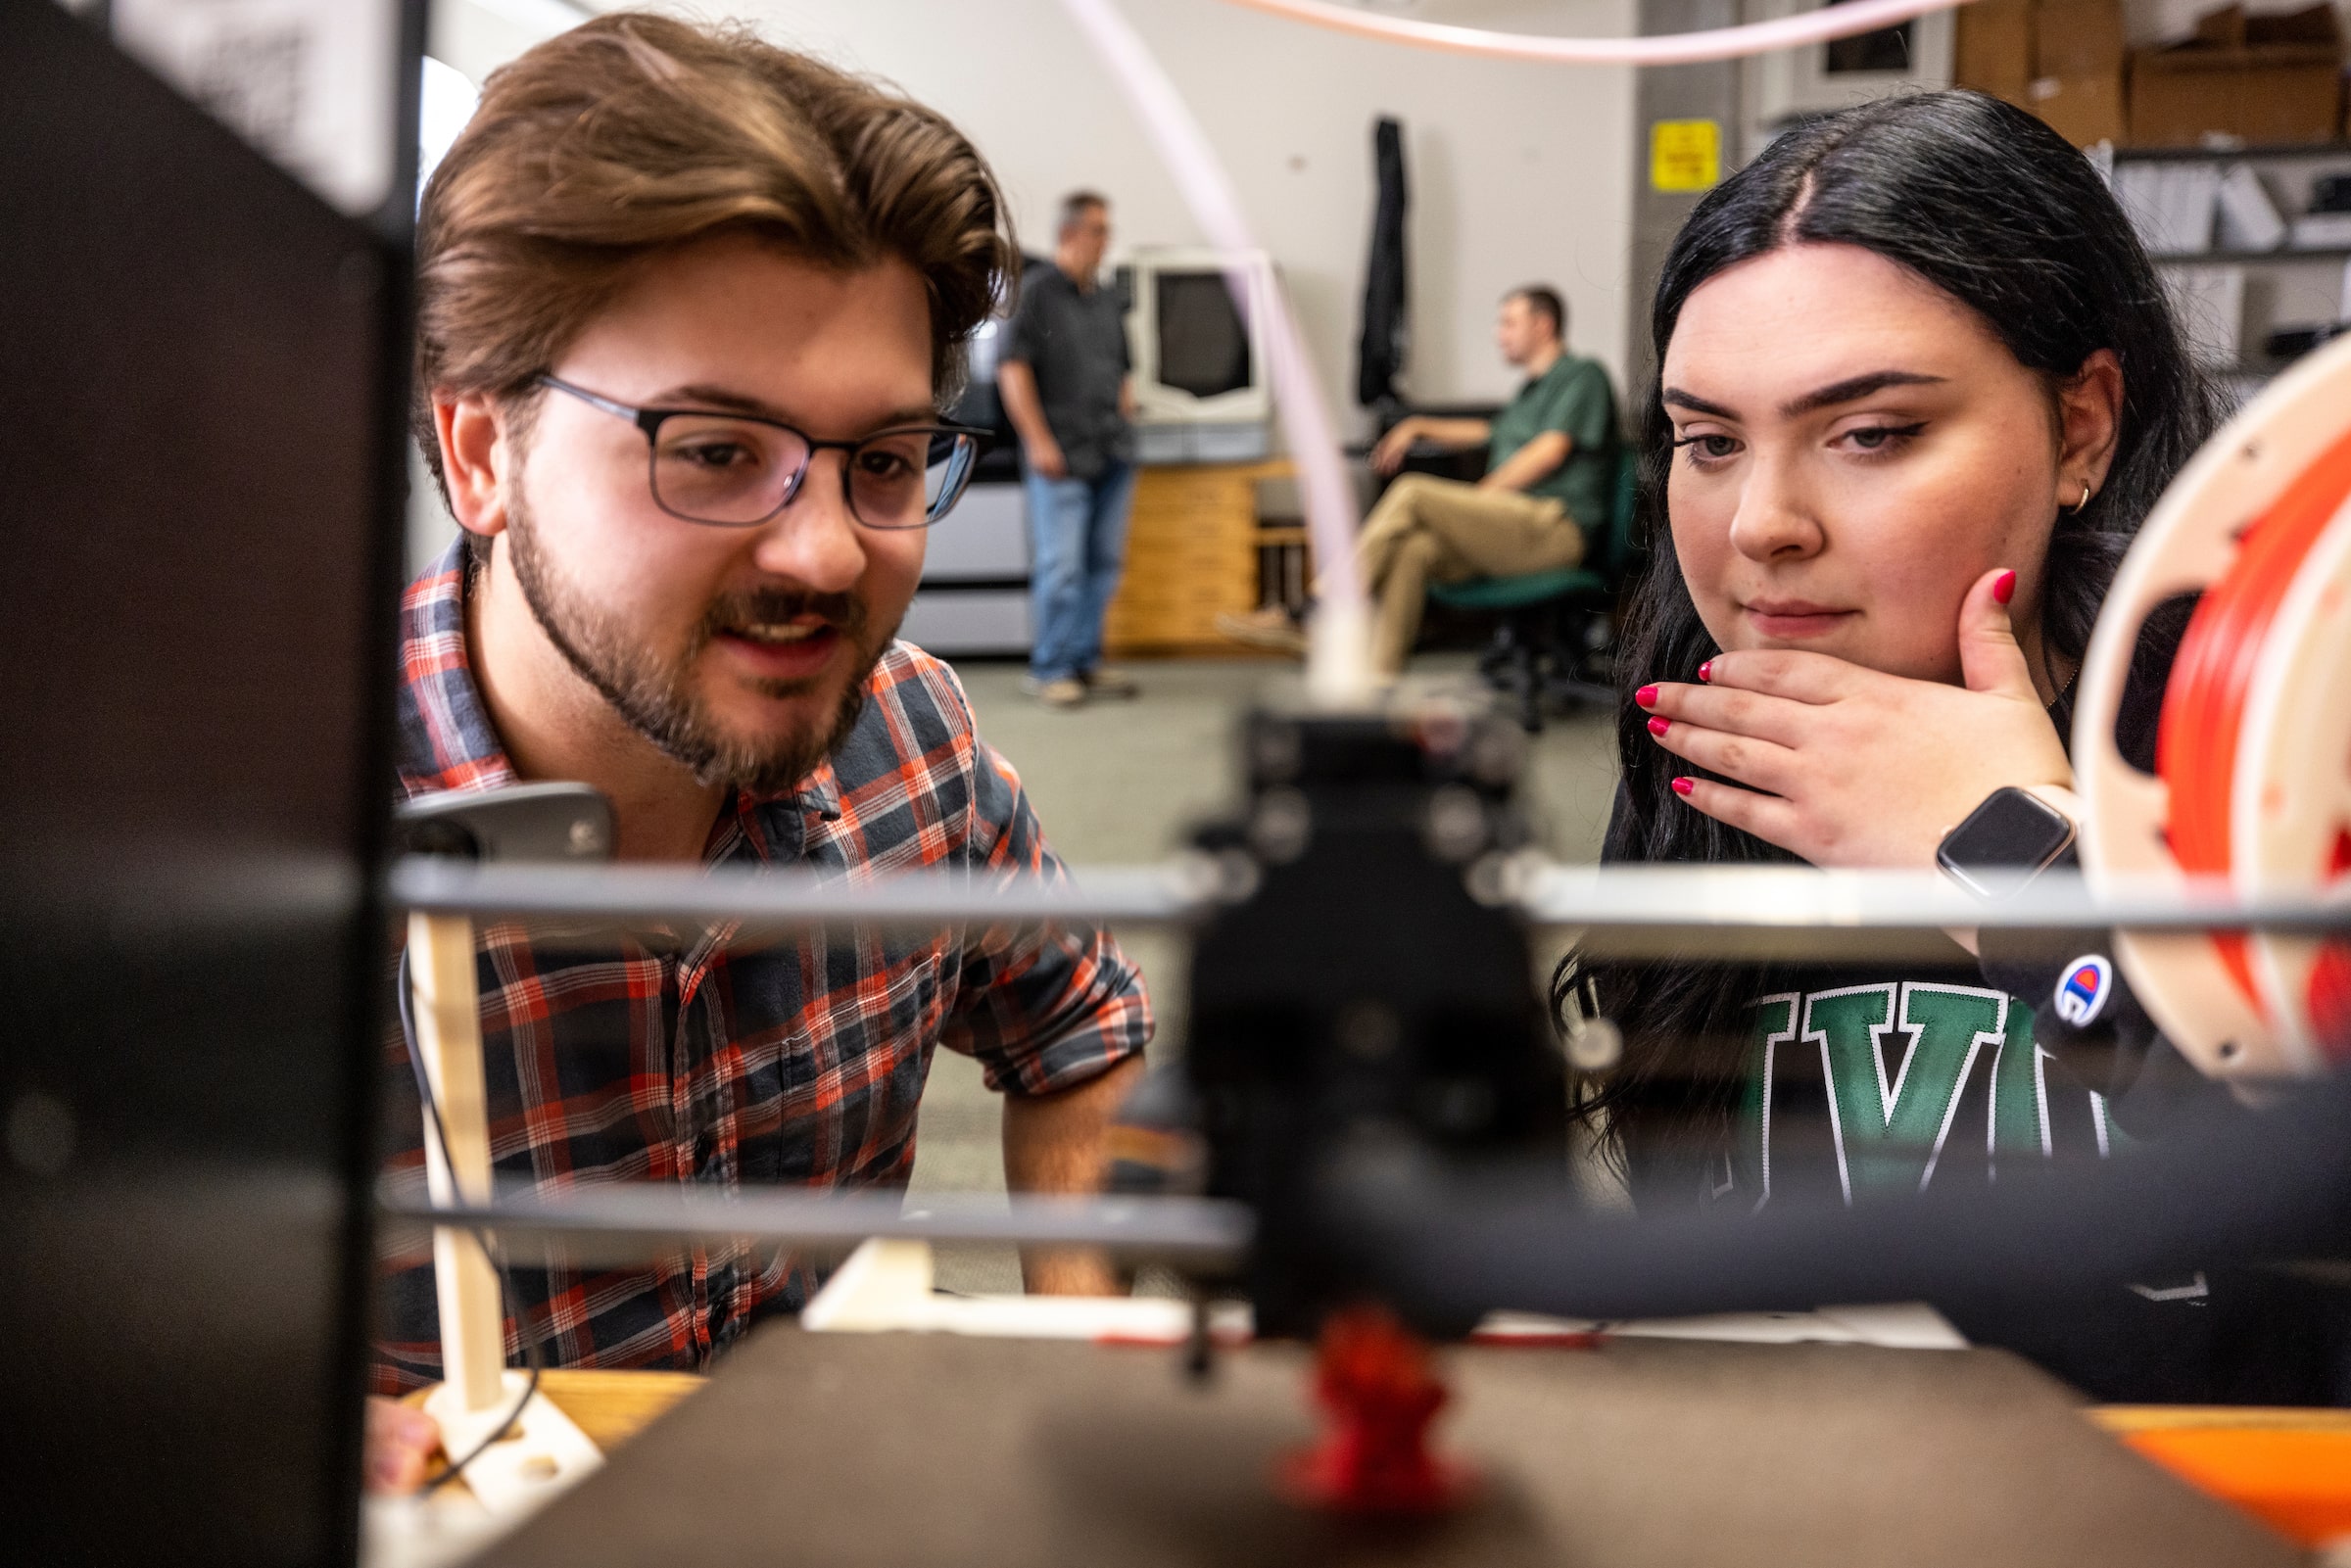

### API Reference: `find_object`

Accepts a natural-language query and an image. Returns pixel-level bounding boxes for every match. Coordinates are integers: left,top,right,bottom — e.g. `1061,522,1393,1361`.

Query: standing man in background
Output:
997,191,1140,709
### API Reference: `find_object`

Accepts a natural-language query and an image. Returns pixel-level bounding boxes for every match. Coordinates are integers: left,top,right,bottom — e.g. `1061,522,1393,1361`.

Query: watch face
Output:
1937,787,2076,899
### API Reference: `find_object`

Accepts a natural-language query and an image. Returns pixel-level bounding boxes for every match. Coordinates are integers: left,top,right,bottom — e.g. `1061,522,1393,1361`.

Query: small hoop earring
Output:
2069,481,2092,514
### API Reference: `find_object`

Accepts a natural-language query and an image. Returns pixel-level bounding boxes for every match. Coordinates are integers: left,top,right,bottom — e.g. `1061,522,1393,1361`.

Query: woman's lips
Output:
1741,602,1855,639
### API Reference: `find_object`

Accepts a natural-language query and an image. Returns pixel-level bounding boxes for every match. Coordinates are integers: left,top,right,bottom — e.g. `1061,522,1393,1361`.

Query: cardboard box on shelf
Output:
1956,0,2035,107
2031,71,2128,146
2127,4,2345,147
2036,0,2127,79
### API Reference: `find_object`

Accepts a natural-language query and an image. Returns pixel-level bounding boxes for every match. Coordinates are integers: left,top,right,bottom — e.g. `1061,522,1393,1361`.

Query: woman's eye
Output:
1674,433,1740,464
857,448,917,480
1837,421,1925,455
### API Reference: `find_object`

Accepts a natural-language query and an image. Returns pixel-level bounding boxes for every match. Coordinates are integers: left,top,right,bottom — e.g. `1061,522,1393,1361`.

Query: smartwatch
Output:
1936,785,2078,900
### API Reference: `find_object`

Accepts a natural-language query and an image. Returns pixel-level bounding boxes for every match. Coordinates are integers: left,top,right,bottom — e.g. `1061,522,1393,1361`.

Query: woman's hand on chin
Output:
1635,568,2074,870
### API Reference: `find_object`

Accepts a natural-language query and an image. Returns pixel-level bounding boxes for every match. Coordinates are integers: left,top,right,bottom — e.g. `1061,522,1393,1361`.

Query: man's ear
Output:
434,391,515,540
2056,348,2124,508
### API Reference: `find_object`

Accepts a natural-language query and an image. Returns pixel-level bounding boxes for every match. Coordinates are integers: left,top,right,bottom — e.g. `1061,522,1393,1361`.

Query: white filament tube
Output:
1057,0,1375,705
1216,0,1978,68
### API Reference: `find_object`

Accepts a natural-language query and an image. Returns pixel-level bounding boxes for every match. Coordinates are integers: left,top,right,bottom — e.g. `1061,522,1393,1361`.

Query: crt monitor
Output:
1128,247,1275,427
1154,270,1255,400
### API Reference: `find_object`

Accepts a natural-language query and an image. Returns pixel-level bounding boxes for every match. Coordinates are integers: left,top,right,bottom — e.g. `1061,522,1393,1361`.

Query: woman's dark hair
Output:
1555,90,2221,1196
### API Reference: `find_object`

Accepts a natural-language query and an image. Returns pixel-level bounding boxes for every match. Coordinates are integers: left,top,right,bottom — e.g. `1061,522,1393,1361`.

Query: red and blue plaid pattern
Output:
375,542,1151,1391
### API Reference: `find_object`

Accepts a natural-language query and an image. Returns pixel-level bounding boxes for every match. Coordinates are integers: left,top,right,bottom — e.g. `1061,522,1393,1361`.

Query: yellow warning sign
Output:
1650,119,1720,193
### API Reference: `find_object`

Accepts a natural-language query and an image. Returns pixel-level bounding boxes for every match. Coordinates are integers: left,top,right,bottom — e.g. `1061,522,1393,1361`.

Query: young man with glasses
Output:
369,15,1149,1487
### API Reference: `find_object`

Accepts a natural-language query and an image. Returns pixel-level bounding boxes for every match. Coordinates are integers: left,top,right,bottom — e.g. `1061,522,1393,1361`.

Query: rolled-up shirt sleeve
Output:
942,737,1153,1095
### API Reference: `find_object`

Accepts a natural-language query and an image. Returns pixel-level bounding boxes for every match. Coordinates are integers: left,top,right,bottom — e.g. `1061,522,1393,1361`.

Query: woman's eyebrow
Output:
1779,370,1945,417
1662,371,1949,424
1660,387,1737,419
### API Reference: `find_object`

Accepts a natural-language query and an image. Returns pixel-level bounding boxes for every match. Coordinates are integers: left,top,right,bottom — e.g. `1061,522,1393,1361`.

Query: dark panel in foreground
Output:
0,2,410,1562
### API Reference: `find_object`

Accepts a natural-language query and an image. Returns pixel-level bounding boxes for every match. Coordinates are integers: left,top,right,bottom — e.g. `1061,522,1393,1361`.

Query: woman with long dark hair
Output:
1547,90,2351,1401
1557,89,2226,1203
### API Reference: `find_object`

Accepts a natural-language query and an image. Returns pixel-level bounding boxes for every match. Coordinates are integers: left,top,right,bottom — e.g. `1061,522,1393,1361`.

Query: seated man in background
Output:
368,14,1149,1489
1223,285,1617,679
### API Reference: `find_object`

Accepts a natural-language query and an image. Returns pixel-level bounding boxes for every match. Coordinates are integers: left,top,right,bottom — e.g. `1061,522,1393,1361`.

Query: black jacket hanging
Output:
1355,115,1409,410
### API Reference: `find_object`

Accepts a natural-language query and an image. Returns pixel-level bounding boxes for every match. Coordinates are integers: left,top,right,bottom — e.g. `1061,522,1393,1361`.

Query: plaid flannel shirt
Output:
375,540,1151,1392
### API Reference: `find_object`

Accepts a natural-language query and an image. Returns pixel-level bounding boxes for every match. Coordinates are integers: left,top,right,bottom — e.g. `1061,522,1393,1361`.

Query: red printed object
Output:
1278,1306,1476,1514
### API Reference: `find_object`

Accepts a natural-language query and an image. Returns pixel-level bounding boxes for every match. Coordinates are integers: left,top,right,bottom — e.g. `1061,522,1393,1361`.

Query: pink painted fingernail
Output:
1635,685,1659,709
1992,569,2016,605
1698,659,1713,683
1648,716,1670,737
1672,776,1696,798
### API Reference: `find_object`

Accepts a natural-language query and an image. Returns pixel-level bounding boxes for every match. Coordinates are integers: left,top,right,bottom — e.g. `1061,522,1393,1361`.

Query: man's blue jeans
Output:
1025,459,1138,684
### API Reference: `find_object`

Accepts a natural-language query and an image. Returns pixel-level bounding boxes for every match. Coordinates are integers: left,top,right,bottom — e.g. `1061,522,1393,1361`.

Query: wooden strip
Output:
2092,1405,2351,1433
534,1369,706,1453
408,910,507,1414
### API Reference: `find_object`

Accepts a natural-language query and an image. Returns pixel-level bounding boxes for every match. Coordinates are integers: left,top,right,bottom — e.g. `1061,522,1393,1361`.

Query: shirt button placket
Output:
665,956,714,1357
679,971,737,1343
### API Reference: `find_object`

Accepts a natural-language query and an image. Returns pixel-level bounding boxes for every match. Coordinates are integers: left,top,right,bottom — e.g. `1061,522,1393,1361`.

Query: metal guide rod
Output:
380,1182,1256,1268
1511,863,2351,935
389,855,2351,937
387,856,1210,929
374,1079,2351,1321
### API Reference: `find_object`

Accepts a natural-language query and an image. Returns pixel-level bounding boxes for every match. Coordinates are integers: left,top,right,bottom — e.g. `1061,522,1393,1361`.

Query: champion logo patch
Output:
2054,955,2113,1027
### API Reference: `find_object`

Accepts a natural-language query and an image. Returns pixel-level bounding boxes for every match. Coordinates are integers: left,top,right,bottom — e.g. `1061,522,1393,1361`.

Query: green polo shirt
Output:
1488,352,1617,529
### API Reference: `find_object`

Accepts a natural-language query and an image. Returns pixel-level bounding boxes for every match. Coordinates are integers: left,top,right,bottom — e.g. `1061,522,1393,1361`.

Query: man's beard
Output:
503,492,893,796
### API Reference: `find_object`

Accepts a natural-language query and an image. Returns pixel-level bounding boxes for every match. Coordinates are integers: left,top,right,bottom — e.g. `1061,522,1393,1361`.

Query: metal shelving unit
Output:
2112,142,2351,164
2152,246,2351,263
2110,143,2351,382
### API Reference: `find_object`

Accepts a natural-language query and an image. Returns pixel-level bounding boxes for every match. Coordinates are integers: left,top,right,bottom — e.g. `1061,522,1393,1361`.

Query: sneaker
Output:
1215,606,1309,655
1080,667,1140,700
1034,677,1087,708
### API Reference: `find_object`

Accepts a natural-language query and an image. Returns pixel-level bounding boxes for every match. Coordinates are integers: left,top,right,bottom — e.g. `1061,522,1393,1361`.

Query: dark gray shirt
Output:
1000,262,1132,480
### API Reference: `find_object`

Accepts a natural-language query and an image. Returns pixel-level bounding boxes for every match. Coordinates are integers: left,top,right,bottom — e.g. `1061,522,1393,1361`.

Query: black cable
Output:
1332,1070,2351,1330
419,1231,543,1496
396,951,549,1494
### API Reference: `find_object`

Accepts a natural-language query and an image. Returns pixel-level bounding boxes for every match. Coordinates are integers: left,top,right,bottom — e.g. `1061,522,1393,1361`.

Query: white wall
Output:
429,0,1639,423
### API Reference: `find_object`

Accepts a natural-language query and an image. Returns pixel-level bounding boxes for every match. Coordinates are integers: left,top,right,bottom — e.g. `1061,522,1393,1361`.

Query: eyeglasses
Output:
538,375,989,531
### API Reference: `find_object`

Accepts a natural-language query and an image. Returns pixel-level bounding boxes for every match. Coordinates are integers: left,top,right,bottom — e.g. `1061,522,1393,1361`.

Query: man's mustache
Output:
702,588,864,640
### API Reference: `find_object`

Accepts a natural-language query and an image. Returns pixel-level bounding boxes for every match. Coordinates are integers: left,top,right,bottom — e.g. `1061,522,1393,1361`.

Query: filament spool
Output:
2075,334,2351,1079
2236,510,2351,1057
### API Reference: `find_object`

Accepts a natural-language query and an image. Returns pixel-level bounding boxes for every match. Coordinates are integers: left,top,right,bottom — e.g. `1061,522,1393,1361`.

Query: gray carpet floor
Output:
903,653,1623,1291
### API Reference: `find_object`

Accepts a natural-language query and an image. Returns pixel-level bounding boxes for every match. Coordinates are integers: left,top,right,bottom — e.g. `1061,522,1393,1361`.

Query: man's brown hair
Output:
1508,284,1566,341
413,13,1016,497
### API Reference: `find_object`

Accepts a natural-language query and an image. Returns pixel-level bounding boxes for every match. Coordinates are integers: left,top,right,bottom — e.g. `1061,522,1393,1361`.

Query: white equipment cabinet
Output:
900,479,1032,657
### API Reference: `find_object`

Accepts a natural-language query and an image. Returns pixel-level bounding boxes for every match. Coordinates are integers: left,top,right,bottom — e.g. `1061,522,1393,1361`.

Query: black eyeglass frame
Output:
537,374,991,531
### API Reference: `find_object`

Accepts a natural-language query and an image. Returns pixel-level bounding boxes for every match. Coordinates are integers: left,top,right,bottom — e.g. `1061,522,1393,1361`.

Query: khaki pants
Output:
1354,474,1584,677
